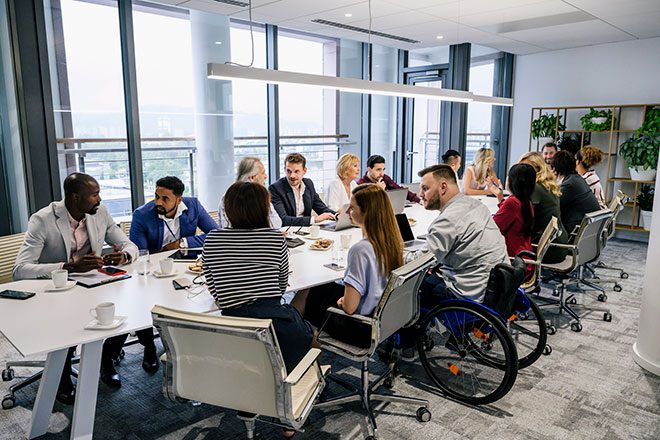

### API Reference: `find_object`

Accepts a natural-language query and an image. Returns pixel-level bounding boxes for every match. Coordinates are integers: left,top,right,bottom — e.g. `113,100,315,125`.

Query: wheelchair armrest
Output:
514,250,540,266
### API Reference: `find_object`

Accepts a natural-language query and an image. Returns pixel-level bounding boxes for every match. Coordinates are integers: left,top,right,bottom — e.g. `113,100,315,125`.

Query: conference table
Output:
0,195,500,439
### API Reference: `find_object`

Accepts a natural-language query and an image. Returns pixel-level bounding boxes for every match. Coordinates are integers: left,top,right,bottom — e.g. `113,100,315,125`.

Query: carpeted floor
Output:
1,238,658,440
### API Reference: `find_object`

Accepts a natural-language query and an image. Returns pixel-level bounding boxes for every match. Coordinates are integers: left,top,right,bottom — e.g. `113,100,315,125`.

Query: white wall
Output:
510,37,660,163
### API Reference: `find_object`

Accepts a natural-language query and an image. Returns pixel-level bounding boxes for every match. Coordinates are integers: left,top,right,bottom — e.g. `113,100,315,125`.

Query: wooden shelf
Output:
615,224,650,232
557,129,635,133
610,177,656,183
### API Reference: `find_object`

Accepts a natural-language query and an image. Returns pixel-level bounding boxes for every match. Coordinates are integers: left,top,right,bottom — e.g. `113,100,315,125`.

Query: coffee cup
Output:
310,225,321,239
90,302,115,326
159,258,174,275
51,269,68,288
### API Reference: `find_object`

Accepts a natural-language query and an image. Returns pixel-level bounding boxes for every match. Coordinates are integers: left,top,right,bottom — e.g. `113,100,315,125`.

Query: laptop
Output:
395,213,426,251
169,248,203,262
387,188,408,214
320,204,355,232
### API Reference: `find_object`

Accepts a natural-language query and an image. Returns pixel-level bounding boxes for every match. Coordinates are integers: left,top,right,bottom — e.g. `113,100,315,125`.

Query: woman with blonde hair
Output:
462,147,502,195
518,151,569,263
576,146,606,208
301,184,404,331
325,153,360,211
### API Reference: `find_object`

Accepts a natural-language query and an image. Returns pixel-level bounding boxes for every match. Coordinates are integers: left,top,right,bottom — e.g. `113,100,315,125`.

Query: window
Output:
370,44,398,172
466,46,498,166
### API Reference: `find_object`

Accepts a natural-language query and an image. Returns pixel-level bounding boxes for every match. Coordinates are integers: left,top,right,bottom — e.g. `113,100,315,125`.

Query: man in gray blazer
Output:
13,173,138,403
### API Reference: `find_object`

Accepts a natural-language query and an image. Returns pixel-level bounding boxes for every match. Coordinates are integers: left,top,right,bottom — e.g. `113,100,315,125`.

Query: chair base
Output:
316,360,430,439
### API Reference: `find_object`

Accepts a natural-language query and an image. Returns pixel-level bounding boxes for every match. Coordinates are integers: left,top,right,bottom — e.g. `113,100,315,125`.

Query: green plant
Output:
637,184,654,211
619,133,660,170
580,108,614,131
531,114,565,140
639,107,660,134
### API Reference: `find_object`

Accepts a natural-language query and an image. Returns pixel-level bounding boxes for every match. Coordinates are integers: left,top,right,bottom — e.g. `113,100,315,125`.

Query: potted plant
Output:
619,133,659,181
580,108,614,131
531,114,565,146
637,184,654,230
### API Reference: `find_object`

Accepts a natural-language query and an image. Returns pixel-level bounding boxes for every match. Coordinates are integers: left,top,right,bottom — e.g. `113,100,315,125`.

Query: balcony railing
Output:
417,132,491,167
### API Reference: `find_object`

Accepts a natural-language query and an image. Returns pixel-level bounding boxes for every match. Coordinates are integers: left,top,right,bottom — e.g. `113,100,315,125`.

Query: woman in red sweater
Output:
491,163,537,279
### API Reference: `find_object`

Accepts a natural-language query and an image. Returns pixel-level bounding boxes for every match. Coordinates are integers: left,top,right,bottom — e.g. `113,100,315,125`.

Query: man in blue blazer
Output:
269,153,336,227
129,176,218,372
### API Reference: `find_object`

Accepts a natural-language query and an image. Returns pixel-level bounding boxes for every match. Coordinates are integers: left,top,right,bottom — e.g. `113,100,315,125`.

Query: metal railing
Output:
417,132,491,167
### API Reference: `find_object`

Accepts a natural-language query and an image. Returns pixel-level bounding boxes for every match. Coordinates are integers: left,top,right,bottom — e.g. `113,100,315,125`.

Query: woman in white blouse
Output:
325,153,360,211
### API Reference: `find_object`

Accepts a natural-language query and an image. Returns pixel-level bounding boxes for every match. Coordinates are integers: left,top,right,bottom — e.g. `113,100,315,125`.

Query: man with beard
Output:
413,164,508,304
13,172,138,402
129,175,218,373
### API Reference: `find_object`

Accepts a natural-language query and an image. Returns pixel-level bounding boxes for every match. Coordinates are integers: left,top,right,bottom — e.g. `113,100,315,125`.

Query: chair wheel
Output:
546,325,557,336
621,272,629,279
416,407,432,422
543,345,552,355
384,377,394,389
613,284,622,292
1,368,14,382
568,297,577,305
552,289,560,297
570,322,582,332
517,312,528,321
2,395,15,410
366,436,376,440
603,312,612,322
598,294,607,302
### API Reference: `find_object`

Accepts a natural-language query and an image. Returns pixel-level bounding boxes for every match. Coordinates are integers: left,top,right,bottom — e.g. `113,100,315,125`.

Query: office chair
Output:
315,254,435,440
119,220,131,236
539,209,613,332
152,305,328,439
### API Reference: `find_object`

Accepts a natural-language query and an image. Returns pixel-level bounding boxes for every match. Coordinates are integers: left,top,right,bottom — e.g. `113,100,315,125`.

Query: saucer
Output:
85,316,127,330
44,280,77,292
152,270,179,278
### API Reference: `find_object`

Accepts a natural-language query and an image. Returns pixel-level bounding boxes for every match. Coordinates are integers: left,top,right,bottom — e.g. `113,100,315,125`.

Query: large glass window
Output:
370,44,398,173
466,48,497,166
278,29,338,191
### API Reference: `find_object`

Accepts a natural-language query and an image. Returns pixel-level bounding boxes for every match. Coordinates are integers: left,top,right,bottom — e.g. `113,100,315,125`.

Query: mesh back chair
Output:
0,233,24,284
152,305,327,439
315,254,435,439
539,209,613,332
518,217,560,295
119,221,131,236
589,191,630,285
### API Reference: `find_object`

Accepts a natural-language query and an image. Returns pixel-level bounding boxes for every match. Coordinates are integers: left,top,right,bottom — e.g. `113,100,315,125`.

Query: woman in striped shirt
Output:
202,182,313,374
576,146,606,208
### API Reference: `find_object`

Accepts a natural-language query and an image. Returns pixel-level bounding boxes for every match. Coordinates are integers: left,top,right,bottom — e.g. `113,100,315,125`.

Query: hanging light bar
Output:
208,64,480,104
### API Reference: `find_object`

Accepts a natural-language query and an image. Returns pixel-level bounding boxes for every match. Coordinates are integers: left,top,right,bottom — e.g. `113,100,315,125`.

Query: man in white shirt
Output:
269,153,336,227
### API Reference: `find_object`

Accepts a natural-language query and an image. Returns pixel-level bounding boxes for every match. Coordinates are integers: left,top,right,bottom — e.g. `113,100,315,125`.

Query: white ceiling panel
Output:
382,0,456,9
457,1,578,28
568,0,660,17
421,0,551,20
348,10,439,31
605,11,660,39
239,0,364,21
293,1,410,25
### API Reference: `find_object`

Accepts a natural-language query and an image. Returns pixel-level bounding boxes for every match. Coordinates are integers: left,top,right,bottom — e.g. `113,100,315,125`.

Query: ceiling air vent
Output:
212,0,249,7
311,19,420,44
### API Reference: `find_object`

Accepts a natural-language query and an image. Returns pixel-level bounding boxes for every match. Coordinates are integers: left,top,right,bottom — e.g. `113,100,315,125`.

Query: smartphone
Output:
98,266,127,276
294,230,310,236
173,278,192,290
0,289,36,300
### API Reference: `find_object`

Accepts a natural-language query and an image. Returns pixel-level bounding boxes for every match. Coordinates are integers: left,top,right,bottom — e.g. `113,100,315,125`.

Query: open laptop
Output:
387,188,408,214
395,213,426,251
320,203,355,231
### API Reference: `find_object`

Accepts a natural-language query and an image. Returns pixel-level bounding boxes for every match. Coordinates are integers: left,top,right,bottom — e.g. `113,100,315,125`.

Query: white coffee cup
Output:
310,225,321,239
90,302,115,326
51,269,68,288
159,258,174,275
340,234,352,250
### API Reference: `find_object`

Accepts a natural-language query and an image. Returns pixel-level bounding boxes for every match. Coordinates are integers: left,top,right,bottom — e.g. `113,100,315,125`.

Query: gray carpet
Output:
1,239,659,440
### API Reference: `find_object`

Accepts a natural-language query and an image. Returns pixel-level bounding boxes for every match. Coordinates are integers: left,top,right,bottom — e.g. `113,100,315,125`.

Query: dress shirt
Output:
159,201,188,248
325,178,357,211
289,179,313,225
67,211,91,262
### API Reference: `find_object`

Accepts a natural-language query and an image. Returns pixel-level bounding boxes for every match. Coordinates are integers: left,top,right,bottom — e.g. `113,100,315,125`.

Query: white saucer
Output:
186,269,204,276
152,270,179,278
85,316,127,330
44,280,77,292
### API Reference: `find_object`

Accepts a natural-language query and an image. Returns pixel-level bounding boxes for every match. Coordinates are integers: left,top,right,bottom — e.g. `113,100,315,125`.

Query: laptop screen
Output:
395,213,415,242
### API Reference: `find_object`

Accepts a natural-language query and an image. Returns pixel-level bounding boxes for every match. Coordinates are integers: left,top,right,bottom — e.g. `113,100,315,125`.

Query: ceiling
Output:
151,0,660,55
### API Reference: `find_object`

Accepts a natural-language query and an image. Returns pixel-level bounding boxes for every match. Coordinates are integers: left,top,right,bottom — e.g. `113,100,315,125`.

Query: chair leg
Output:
237,413,258,440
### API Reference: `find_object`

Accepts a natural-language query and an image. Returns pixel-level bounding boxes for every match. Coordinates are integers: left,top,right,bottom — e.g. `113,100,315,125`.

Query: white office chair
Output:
151,305,328,439
315,253,435,440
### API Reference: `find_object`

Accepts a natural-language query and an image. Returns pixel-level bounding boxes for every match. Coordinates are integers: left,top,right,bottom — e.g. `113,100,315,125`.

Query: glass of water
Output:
137,249,150,275
331,246,345,269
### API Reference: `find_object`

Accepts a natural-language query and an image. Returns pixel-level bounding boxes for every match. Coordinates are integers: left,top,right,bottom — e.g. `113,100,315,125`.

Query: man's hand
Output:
159,240,181,252
64,255,104,273
102,252,127,266
376,179,387,190
315,212,336,223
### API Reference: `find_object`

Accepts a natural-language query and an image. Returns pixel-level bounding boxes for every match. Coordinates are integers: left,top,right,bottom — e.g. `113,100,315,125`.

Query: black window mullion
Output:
491,52,514,179
265,24,280,181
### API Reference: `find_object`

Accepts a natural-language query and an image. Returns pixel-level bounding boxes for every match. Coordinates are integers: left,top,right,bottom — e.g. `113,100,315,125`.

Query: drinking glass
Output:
331,246,345,268
137,249,150,275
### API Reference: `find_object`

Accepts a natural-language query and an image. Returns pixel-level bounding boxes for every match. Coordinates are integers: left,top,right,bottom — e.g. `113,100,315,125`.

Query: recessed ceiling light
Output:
345,13,352,18
215,41,223,45
436,35,444,40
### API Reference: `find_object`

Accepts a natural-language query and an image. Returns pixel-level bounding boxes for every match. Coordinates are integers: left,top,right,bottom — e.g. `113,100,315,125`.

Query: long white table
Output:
0,195,500,439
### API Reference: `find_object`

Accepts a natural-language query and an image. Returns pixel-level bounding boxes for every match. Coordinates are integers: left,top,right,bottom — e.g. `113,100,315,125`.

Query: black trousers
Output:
59,333,128,389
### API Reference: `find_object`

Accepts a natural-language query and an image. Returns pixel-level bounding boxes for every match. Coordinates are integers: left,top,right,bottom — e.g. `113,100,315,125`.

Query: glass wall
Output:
0,0,28,233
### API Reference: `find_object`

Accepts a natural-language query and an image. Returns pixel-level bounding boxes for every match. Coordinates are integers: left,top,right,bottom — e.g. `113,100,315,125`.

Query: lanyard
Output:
163,219,179,241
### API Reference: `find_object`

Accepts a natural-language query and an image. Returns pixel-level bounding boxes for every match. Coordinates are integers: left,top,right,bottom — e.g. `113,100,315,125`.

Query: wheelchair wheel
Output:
416,301,518,405
508,297,548,369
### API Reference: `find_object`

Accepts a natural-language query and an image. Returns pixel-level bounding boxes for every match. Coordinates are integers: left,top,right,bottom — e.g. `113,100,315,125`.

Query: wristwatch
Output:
179,238,188,248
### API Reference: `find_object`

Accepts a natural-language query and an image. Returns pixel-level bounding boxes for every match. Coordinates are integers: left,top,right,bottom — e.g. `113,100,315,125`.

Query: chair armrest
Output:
323,306,374,324
514,250,540,266
284,348,322,385
547,243,575,250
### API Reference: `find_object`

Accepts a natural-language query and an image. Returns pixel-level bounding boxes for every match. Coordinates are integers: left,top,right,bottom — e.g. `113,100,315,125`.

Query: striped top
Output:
582,171,606,208
202,228,289,310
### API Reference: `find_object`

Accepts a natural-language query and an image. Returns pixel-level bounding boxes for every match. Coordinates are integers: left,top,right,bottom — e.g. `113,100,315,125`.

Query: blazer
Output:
13,201,138,280
130,197,218,253
269,177,335,227
560,174,601,236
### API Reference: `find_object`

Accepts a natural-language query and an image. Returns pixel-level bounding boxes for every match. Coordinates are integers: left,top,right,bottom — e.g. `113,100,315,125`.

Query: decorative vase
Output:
640,210,653,230
629,166,657,181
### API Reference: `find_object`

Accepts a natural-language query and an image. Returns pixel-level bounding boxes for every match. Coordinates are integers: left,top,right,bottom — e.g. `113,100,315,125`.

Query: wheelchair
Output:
412,257,550,405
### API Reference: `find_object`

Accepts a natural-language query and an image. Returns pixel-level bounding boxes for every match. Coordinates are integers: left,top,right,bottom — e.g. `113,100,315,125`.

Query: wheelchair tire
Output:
509,297,548,369
416,301,518,406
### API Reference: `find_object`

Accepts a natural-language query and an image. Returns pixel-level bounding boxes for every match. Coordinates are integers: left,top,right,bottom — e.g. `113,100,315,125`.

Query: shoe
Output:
142,344,159,373
100,364,122,388
56,385,76,405
400,348,418,362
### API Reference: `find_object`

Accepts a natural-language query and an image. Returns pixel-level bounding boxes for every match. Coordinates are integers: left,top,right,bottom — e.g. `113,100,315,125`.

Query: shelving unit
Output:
528,103,659,234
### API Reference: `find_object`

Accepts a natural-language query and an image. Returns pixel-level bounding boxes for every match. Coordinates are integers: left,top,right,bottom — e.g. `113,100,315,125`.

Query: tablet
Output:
169,249,203,261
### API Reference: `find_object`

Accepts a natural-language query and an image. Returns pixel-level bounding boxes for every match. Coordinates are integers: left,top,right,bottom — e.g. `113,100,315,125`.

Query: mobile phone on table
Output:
0,290,36,300
98,266,127,276
294,230,309,236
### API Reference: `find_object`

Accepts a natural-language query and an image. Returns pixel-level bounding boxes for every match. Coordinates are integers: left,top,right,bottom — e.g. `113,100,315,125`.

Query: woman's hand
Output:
336,297,344,309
